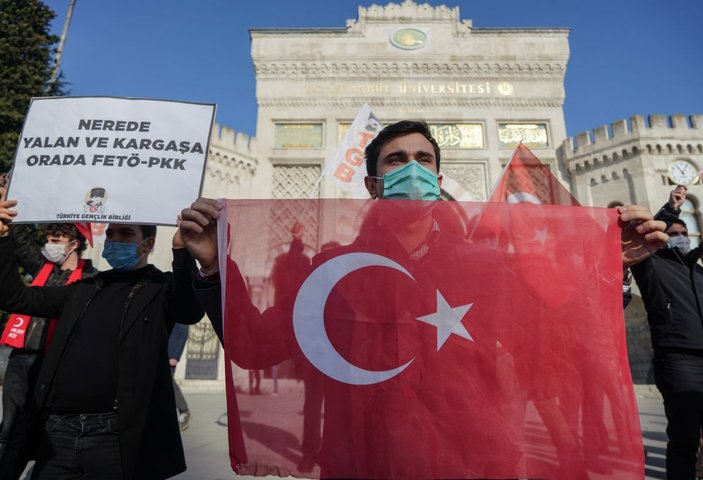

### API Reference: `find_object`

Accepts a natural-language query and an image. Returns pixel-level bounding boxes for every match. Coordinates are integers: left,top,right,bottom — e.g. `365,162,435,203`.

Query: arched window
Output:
680,198,702,248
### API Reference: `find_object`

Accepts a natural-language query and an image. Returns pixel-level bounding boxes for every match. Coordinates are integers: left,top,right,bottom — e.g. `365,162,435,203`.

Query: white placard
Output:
7,96,215,226
322,104,383,196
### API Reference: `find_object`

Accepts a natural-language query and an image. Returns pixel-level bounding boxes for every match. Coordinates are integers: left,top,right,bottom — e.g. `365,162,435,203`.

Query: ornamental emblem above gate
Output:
497,82,514,96
390,28,428,50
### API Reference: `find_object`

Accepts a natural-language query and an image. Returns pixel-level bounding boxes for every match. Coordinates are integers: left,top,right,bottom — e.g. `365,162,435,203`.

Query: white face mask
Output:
667,235,691,255
41,243,72,265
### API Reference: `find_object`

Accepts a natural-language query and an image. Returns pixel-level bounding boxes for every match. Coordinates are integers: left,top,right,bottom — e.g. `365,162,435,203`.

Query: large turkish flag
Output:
218,199,642,479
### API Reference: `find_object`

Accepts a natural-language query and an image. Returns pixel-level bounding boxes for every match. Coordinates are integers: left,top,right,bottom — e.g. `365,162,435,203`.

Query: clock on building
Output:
668,159,699,185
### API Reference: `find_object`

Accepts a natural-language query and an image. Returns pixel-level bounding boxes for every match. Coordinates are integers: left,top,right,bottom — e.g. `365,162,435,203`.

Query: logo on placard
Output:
390,28,427,50
365,113,382,132
84,187,107,214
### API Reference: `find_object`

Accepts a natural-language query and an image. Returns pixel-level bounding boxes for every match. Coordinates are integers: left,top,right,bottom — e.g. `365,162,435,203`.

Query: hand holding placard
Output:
0,199,18,237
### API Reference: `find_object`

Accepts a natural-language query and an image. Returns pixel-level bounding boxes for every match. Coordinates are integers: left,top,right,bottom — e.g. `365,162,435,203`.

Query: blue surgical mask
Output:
667,235,691,255
374,161,440,201
102,238,151,271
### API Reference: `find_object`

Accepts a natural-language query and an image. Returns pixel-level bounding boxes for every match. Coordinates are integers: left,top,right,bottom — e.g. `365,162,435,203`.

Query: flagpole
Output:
49,0,77,89
486,141,521,199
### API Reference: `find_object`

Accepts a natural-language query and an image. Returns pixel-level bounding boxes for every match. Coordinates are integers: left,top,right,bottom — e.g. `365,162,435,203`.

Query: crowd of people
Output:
0,120,697,479
0,173,202,479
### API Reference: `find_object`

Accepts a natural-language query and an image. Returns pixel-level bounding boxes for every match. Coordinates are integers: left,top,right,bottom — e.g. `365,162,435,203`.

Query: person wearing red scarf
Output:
0,222,96,480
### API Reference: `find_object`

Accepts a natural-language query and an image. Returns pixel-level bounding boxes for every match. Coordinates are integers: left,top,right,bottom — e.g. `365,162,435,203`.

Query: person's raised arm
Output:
180,198,296,368
0,199,71,317
180,197,222,276
0,197,17,237
654,185,687,228
1,183,45,274
165,221,204,326
180,198,223,340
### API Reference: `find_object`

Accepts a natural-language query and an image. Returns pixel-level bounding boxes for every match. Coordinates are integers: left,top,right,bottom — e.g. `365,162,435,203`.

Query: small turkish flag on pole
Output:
489,143,580,206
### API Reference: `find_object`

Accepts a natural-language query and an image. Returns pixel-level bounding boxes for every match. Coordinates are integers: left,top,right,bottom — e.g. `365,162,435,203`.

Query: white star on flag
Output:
532,227,550,247
416,290,474,351
570,252,586,269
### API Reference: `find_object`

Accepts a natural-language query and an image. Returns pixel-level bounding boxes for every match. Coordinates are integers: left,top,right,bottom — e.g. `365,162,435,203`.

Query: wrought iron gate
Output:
185,320,220,380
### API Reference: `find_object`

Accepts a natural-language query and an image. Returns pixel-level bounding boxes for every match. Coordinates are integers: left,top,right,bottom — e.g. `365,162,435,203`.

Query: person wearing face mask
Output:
0,200,204,480
0,222,97,480
181,121,666,295
178,121,669,477
631,185,703,479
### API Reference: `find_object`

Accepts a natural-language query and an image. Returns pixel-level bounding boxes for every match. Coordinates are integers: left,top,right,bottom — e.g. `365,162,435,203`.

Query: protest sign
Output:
321,104,383,196
6,96,215,225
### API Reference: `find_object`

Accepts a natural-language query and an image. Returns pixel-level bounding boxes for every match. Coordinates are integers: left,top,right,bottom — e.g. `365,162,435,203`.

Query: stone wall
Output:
251,0,571,202
559,114,703,209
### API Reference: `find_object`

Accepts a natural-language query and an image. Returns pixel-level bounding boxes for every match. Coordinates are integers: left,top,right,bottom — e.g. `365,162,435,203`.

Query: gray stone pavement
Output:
637,394,668,480
2,385,670,479
173,386,670,480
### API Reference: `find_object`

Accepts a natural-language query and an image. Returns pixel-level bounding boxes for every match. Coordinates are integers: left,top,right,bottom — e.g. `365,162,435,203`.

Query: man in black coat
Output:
0,222,97,480
632,185,703,479
0,197,204,480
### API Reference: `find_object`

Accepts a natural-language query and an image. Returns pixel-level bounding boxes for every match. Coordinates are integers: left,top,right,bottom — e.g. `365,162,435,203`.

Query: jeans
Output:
0,349,43,480
31,412,122,480
653,348,703,480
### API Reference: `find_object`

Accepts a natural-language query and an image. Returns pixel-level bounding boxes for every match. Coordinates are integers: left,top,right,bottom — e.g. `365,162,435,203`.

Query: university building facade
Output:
140,0,703,388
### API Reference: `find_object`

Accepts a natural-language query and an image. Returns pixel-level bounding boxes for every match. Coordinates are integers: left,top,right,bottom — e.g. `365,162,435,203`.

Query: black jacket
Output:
632,247,703,350
8,224,98,351
10,224,49,276
0,236,204,479
631,202,703,350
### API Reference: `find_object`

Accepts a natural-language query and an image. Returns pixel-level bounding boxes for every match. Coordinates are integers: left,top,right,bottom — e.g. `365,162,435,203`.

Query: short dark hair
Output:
42,223,88,254
364,120,441,177
667,219,688,231
138,225,157,239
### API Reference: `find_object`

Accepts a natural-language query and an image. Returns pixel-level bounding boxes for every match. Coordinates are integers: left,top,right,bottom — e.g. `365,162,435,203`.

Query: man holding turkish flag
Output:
180,121,667,479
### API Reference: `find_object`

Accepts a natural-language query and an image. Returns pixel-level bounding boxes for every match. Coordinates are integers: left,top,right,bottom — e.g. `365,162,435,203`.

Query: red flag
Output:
219,199,642,479
481,145,583,307
73,222,94,247
489,143,580,206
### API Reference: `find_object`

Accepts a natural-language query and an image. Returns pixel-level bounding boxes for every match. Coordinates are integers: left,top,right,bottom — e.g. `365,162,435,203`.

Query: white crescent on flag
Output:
293,252,416,385
506,192,541,204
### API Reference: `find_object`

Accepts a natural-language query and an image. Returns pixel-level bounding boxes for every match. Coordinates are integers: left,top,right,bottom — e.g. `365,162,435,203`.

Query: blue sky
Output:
45,0,702,139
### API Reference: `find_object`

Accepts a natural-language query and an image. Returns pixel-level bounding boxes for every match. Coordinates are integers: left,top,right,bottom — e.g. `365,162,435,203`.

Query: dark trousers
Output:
301,364,324,459
653,348,703,480
31,412,121,480
249,369,261,394
170,366,189,413
0,349,43,480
